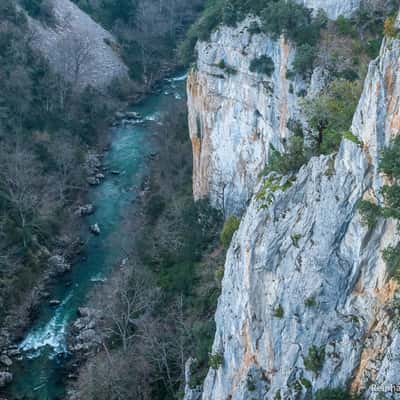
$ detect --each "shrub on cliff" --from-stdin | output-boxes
[220,215,240,248]
[292,43,317,75]
[263,136,307,176]
[315,388,359,400]
[249,55,274,76]
[303,79,362,154]
[384,15,399,38]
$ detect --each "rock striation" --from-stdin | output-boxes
[187,19,309,215]
[187,1,363,215]
[198,27,400,400]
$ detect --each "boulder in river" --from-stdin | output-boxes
[90,223,101,235]
[87,176,101,186]
[0,371,12,387]
[0,354,12,367]
[75,204,95,217]
[48,255,71,274]
[70,308,102,353]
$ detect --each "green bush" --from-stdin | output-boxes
[343,131,362,145]
[303,79,362,155]
[264,136,307,176]
[273,304,284,318]
[379,136,400,178]
[384,16,399,38]
[249,55,275,76]
[382,245,400,282]
[293,44,317,75]
[208,352,223,369]
[304,296,317,307]
[315,388,358,400]
[336,15,357,36]
[261,1,319,46]
[304,345,325,374]
[220,216,240,248]
[291,233,302,248]
[217,59,237,75]
[357,200,382,228]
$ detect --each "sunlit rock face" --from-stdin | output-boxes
[187,19,309,215]
[199,32,400,400]
[299,0,361,19]
[187,1,361,215]
[29,0,128,88]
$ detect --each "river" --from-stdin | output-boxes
[5,74,187,400]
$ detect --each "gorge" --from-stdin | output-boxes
[1,1,400,400]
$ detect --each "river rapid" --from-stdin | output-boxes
[5,74,187,400]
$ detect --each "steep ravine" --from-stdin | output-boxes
[187,9,400,400]
[4,76,187,400]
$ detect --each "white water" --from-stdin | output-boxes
[18,292,73,359]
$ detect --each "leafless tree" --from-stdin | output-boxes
[54,31,93,89]
[47,134,84,202]
[0,142,58,248]
[94,262,156,351]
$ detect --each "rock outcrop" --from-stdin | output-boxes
[299,0,361,19]
[29,0,128,89]
[187,1,363,215]
[188,19,309,214]
[198,27,400,400]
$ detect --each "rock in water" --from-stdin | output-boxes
[87,176,100,186]
[0,371,13,387]
[75,204,95,217]
[48,255,71,274]
[0,355,12,367]
[90,223,101,235]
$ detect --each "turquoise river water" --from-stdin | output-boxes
[4,74,186,400]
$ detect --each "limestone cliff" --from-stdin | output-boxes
[195,23,400,400]
[29,0,128,89]
[298,0,361,19]
[187,0,362,215]
[188,19,309,215]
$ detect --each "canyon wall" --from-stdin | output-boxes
[187,3,400,400]
[187,20,310,214]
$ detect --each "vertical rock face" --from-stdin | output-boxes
[187,1,361,215]
[200,32,400,400]
[299,0,361,19]
[188,20,308,214]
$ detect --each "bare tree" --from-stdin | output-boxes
[94,262,156,351]
[54,31,93,89]
[0,142,58,248]
[47,134,84,202]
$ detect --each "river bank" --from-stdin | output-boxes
[1,73,187,400]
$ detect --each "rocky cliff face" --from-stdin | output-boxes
[29,0,128,89]
[197,27,400,400]
[299,0,361,19]
[187,1,360,215]
[187,19,309,215]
